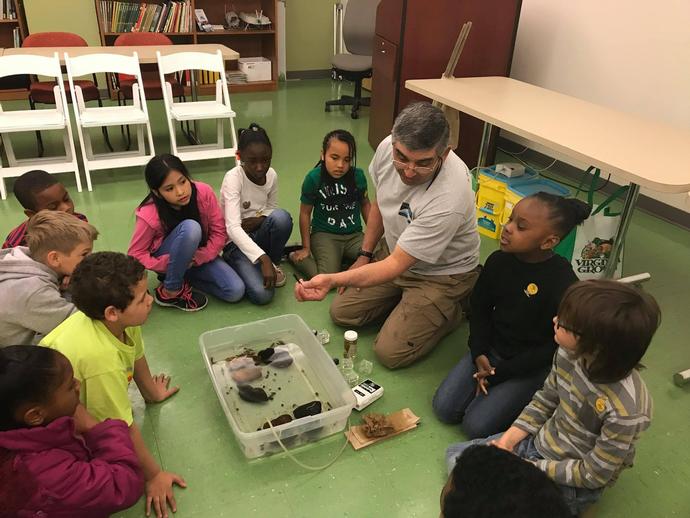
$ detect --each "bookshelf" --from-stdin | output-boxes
[94,0,279,96]
[0,0,29,100]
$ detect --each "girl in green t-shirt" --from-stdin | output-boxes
[289,129,371,279]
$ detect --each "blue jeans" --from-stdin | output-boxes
[153,219,244,302]
[446,434,603,516]
[432,350,550,438]
[222,209,293,305]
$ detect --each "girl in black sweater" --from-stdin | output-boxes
[432,192,590,438]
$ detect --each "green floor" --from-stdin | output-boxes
[1,79,690,517]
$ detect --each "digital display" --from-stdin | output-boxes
[360,379,380,393]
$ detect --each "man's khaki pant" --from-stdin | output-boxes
[329,244,480,369]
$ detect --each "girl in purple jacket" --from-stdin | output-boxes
[128,154,245,312]
[0,346,143,517]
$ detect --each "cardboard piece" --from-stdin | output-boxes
[345,408,420,450]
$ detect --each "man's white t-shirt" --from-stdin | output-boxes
[369,135,480,276]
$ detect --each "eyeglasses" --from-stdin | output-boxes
[392,156,440,175]
[555,318,580,335]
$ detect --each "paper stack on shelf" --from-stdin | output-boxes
[226,70,248,85]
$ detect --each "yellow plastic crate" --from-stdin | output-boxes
[476,183,505,216]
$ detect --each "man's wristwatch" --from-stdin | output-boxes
[357,249,374,260]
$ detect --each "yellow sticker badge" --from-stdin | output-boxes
[524,283,539,297]
[595,397,607,413]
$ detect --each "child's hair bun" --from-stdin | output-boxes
[237,122,272,151]
[562,198,591,226]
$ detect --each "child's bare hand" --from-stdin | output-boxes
[145,470,187,518]
[145,374,179,403]
[290,248,311,263]
[72,404,99,434]
[473,355,495,395]
[60,275,71,291]
[490,426,528,453]
[475,377,490,396]
[474,355,495,376]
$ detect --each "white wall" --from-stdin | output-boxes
[508,0,690,213]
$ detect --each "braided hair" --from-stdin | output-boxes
[528,192,591,237]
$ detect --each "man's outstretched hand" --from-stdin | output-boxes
[294,274,335,302]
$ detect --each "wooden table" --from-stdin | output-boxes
[406,76,690,277]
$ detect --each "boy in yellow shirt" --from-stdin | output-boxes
[41,252,184,518]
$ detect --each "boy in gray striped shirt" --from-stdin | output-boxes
[445,280,661,516]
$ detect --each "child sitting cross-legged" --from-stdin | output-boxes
[0,346,143,517]
[220,123,294,304]
[40,252,185,518]
[445,280,661,516]
[0,210,98,346]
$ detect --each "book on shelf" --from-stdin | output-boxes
[12,26,20,47]
[99,1,192,34]
[198,70,221,85]
[2,0,17,20]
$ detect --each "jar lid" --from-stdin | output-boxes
[344,330,358,341]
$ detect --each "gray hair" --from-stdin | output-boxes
[391,102,450,155]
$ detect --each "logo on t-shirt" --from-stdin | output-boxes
[318,183,359,230]
[524,283,539,298]
[398,202,413,224]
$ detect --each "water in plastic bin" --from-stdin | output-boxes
[210,342,334,434]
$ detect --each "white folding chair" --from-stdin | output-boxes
[0,52,80,200]
[65,52,155,191]
[156,50,237,162]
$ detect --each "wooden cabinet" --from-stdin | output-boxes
[368,0,522,168]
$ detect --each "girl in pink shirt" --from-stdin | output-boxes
[128,154,244,311]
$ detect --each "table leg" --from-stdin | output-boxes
[604,182,640,278]
[476,121,493,168]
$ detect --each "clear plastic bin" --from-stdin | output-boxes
[199,314,355,459]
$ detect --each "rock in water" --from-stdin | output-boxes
[238,385,269,403]
[262,414,293,429]
[293,400,322,419]
[231,365,262,384]
[228,357,254,371]
[268,346,293,368]
[257,347,275,364]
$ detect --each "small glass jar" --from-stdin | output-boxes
[344,330,358,359]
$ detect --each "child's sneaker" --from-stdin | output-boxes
[274,264,286,288]
[154,282,208,311]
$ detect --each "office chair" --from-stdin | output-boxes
[325,0,380,119]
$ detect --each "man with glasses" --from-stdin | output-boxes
[295,102,480,369]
